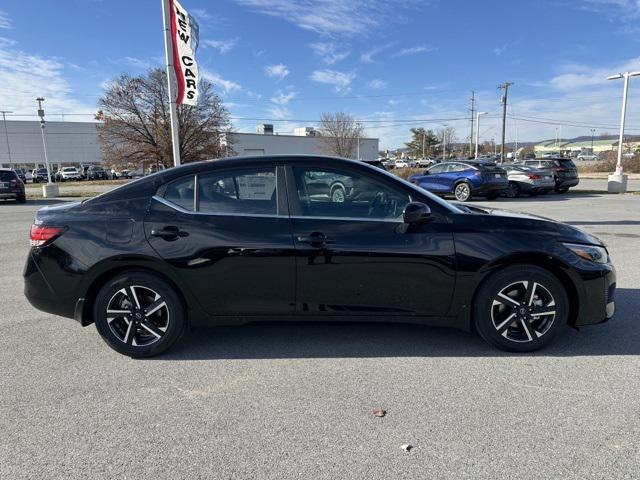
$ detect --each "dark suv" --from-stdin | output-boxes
[0,168,26,203]
[522,158,579,193]
[86,166,108,180]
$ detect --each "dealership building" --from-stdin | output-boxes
[0,121,379,169]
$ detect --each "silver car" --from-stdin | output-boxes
[503,164,555,198]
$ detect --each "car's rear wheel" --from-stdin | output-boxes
[454,182,472,202]
[505,182,520,198]
[473,265,568,352]
[555,186,569,194]
[331,185,346,203]
[94,271,185,357]
[17,194,26,204]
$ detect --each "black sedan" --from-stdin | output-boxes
[24,156,616,357]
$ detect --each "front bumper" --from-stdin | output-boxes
[574,263,616,326]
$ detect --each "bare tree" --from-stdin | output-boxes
[318,112,365,158]
[96,68,231,168]
[437,126,457,158]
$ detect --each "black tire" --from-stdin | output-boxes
[454,181,472,202]
[93,271,186,358]
[504,182,520,198]
[330,185,346,203]
[473,265,568,352]
[555,186,569,194]
[17,194,26,204]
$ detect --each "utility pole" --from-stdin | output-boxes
[356,122,362,160]
[442,124,448,162]
[590,128,596,153]
[469,91,475,158]
[1,110,13,168]
[498,82,513,163]
[421,130,425,159]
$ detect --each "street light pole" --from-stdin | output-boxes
[442,124,448,162]
[1,110,12,168]
[606,71,640,192]
[356,122,362,160]
[474,112,487,159]
[422,130,425,159]
[36,98,58,197]
[590,128,596,153]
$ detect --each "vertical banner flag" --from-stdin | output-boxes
[170,0,200,106]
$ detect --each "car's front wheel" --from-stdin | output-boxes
[454,182,472,202]
[505,182,520,198]
[473,265,568,352]
[94,271,185,357]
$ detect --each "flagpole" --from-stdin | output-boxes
[161,0,182,167]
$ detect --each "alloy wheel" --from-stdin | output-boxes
[490,280,556,342]
[454,183,471,201]
[106,285,170,347]
[331,188,346,203]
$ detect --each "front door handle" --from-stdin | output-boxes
[297,232,331,247]
[151,225,189,241]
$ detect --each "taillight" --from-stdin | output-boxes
[528,174,541,180]
[30,225,65,247]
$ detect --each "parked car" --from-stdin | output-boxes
[382,160,396,170]
[86,165,109,180]
[23,156,616,357]
[416,158,436,168]
[409,161,508,201]
[394,159,408,168]
[0,168,26,203]
[576,153,598,161]
[502,164,555,198]
[118,169,133,179]
[521,157,579,193]
[58,167,81,182]
[31,168,50,183]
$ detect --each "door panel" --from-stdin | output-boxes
[287,163,456,317]
[293,218,456,316]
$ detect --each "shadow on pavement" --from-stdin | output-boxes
[156,288,640,361]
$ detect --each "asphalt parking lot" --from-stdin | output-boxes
[1,193,639,479]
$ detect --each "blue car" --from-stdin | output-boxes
[408,161,509,202]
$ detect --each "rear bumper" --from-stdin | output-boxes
[556,178,580,189]
[23,248,81,322]
[0,192,21,199]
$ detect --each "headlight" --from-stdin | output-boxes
[563,243,608,264]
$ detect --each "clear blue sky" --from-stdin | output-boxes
[1,0,640,148]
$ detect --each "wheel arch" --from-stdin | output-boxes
[79,259,191,328]
[470,252,582,329]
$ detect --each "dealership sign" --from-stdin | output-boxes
[170,0,199,106]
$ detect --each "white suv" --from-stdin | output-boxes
[59,167,81,181]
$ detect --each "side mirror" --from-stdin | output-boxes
[403,202,431,225]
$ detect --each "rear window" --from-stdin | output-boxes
[199,168,277,215]
[0,171,17,181]
[555,159,576,168]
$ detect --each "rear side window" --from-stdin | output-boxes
[0,171,17,181]
[198,168,277,215]
[164,176,195,211]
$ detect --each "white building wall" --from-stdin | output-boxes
[228,132,379,161]
[0,120,102,168]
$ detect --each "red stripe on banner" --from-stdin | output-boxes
[169,0,185,105]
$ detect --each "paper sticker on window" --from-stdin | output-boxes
[236,174,276,200]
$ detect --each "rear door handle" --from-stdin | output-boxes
[151,225,189,241]
[297,232,332,247]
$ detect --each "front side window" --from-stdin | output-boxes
[198,168,277,215]
[293,166,409,220]
[428,164,447,174]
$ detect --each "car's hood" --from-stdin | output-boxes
[452,203,604,246]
